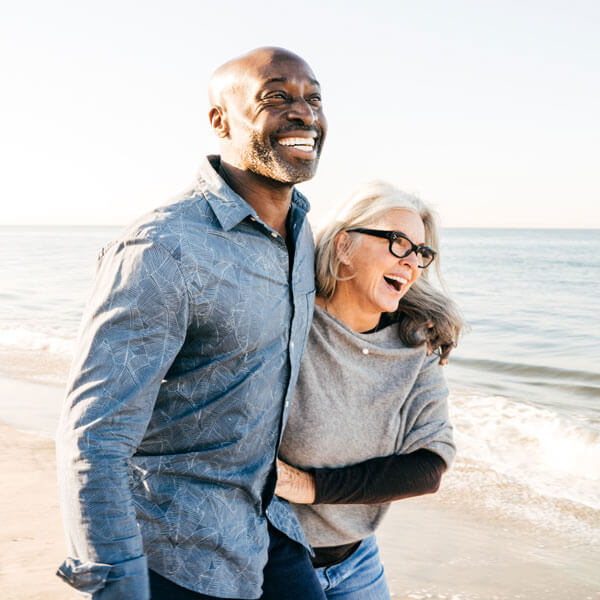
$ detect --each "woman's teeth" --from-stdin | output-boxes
[384,275,408,291]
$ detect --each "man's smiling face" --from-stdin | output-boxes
[221,51,327,184]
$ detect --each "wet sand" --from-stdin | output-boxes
[379,490,600,599]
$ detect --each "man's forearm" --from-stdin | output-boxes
[56,443,150,599]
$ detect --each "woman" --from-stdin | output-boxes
[275,181,464,598]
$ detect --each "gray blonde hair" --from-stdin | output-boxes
[315,181,465,358]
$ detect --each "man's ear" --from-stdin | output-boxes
[334,231,353,266]
[209,106,229,138]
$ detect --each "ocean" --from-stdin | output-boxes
[1,225,599,570]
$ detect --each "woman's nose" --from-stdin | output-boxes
[401,250,419,269]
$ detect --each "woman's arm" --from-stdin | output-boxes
[275,449,446,505]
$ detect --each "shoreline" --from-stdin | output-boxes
[1,378,599,599]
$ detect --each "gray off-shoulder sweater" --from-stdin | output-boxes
[279,305,456,547]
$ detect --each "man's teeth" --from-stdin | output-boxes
[278,137,315,151]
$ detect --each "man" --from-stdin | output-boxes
[56,47,327,599]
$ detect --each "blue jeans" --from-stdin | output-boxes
[315,536,391,600]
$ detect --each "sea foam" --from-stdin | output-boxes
[450,389,600,510]
[0,326,75,356]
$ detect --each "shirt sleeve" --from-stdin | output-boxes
[313,448,446,504]
[55,237,190,600]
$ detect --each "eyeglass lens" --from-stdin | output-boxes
[391,238,434,267]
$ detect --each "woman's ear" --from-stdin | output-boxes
[334,231,353,266]
[208,105,229,138]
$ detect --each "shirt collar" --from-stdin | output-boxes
[197,155,311,231]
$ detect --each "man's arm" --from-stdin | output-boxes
[56,238,189,600]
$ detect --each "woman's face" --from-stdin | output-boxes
[339,209,425,319]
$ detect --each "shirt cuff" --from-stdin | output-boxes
[56,554,149,599]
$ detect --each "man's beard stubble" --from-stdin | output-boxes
[244,133,319,185]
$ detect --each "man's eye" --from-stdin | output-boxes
[308,95,322,104]
[266,92,287,100]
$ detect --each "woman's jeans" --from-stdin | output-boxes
[315,535,391,600]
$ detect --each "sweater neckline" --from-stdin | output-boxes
[313,304,396,341]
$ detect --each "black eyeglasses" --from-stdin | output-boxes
[347,228,437,268]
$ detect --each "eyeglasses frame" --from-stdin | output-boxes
[346,228,437,268]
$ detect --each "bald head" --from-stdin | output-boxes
[208,47,314,108]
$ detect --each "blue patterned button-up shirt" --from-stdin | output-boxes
[56,156,316,599]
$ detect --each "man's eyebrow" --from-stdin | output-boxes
[263,77,321,87]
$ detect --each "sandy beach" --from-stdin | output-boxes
[0,419,79,600]
[0,377,598,600]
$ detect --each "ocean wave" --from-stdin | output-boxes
[449,389,600,511]
[452,356,600,386]
[0,326,75,356]
[521,378,600,400]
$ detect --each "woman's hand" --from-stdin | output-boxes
[425,320,452,366]
[274,458,316,504]
[426,342,452,366]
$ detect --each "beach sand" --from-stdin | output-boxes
[379,490,600,599]
[0,419,79,600]
[0,377,598,600]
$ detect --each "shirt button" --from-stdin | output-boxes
[290,342,295,349]
[271,232,278,238]
[285,401,290,407]
[250,216,256,221]
[362,348,369,355]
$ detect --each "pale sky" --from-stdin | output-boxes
[2,0,599,228]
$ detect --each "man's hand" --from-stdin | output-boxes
[274,459,316,504]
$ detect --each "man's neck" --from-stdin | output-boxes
[218,160,293,238]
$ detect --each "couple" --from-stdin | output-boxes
[56,47,463,600]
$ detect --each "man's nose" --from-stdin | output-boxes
[286,98,316,125]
